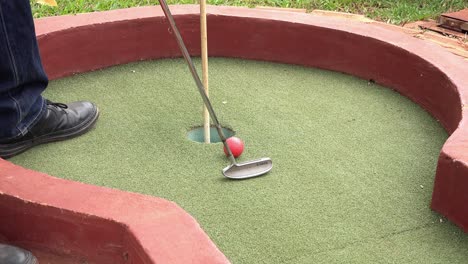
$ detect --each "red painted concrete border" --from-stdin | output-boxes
[0,161,229,263]
[0,5,467,263]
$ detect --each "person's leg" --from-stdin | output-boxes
[0,0,99,159]
[0,0,47,140]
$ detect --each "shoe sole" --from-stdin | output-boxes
[0,106,100,159]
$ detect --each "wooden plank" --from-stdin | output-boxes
[439,16,468,32]
[419,20,468,38]
[439,8,468,32]
[442,8,468,21]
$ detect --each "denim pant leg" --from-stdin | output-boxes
[0,0,47,140]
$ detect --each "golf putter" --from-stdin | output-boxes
[157,1,272,179]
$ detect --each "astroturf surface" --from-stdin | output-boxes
[12,58,468,263]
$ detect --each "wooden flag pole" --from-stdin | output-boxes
[200,0,210,143]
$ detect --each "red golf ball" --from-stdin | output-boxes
[224,137,244,158]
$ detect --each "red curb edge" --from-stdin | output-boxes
[0,160,229,263]
[1,5,467,263]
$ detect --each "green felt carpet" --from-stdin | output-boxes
[11,58,468,263]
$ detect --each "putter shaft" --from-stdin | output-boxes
[157,2,273,178]
[157,0,236,164]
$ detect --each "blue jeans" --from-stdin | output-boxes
[0,0,47,140]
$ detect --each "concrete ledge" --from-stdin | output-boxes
[255,6,307,13]
[0,5,467,263]
[0,160,229,263]
[310,9,374,22]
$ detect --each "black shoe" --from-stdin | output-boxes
[0,244,38,264]
[0,100,99,159]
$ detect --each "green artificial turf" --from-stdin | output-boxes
[11,58,468,263]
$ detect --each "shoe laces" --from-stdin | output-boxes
[46,100,68,109]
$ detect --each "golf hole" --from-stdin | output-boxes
[187,126,235,143]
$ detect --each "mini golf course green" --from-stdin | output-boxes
[11,58,468,263]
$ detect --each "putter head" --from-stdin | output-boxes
[222,158,273,179]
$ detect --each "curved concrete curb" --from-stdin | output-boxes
[0,5,467,263]
[0,161,229,263]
